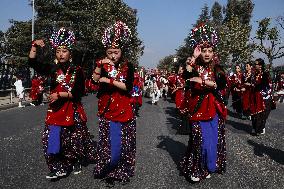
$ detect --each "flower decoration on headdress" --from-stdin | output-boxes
[188,23,218,48]
[102,20,132,49]
[49,27,76,50]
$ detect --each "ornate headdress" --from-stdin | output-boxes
[102,20,132,49]
[49,27,76,50]
[188,23,218,48]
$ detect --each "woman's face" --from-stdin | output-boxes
[178,66,184,74]
[255,60,262,71]
[106,48,122,64]
[200,47,214,63]
[235,65,241,73]
[245,64,251,71]
[56,48,71,63]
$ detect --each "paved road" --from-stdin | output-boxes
[0,95,283,189]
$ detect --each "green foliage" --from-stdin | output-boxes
[157,55,177,72]
[254,17,284,67]
[4,20,32,66]
[211,2,223,26]
[3,0,143,76]
[218,16,253,66]
[194,4,211,27]
[224,0,254,25]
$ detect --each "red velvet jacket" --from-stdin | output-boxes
[28,58,86,127]
[185,64,227,121]
[96,60,134,122]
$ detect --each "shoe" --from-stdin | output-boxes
[46,172,58,179]
[73,163,82,175]
[30,103,35,106]
[40,103,44,106]
[190,176,200,182]
[18,105,25,108]
[251,129,256,134]
[260,128,265,135]
[46,171,66,179]
[206,174,211,179]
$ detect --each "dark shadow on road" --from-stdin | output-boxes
[157,135,187,170]
[226,119,251,134]
[247,139,284,165]
[164,106,181,134]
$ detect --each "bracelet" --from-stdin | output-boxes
[109,78,114,85]
[202,79,205,86]
[31,40,37,47]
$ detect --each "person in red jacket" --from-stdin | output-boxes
[28,27,95,179]
[92,21,135,184]
[249,58,272,135]
[180,23,227,182]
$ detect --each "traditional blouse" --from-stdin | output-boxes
[96,60,134,122]
[184,64,227,121]
[28,57,86,126]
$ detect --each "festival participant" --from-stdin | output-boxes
[250,58,272,135]
[159,73,169,100]
[242,62,253,119]
[168,70,177,101]
[92,21,136,184]
[131,68,143,117]
[231,64,245,117]
[149,74,161,105]
[28,27,95,179]
[14,76,25,108]
[30,74,45,106]
[275,72,284,103]
[180,23,227,182]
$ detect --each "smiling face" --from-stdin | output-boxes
[106,48,122,64]
[200,47,214,63]
[55,47,71,63]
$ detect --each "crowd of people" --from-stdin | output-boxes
[20,20,282,186]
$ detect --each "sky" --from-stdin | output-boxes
[0,0,284,68]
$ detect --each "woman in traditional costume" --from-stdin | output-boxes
[92,21,136,183]
[180,23,227,182]
[28,27,95,179]
[250,58,272,135]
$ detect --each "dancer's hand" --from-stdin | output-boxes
[32,39,45,48]
[190,77,202,84]
[99,77,110,83]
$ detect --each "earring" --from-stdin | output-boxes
[54,59,58,64]
[69,58,72,62]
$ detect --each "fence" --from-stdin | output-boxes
[0,86,50,105]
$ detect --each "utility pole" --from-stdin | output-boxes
[32,0,35,41]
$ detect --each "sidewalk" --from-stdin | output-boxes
[0,95,32,111]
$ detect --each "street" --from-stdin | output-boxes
[0,94,283,189]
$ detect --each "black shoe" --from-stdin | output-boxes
[46,172,58,179]
[73,163,82,175]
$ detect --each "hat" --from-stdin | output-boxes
[49,27,76,50]
[188,23,218,48]
[102,20,131,49]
